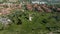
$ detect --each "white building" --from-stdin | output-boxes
[32,1,47,4]
[7,0,18,2]
[32,1,40,4]
[40,2,47,4]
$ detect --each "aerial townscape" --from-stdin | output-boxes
[0,0,60,34]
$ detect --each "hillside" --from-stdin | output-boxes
[0,0,60,34]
